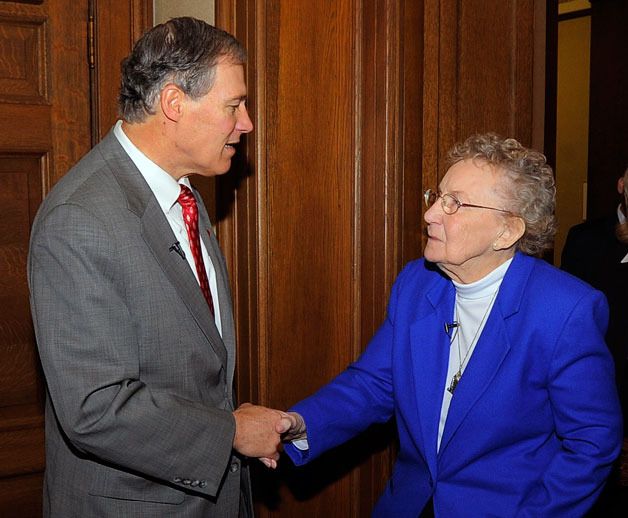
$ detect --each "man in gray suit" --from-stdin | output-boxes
[28,17,285,517]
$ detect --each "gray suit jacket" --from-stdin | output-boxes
[28,130,252,517]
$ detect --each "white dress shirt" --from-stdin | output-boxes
[617,205,628,263]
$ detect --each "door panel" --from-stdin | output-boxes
[0,0,151,514]
[0,1,90,513]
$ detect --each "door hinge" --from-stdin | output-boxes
[88,15,95,69]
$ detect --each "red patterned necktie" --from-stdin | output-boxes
[177,185,215,316]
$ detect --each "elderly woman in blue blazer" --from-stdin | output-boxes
[281,134,623,517]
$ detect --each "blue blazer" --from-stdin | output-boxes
[285,253,622,517]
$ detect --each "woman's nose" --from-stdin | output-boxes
[424,200,442,224]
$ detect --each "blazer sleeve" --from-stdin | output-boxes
[29,203,235,498]
[516,289,623,517]
[284,265,413,465]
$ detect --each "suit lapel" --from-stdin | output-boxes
[409,278,455,476]
[100,132,228,368]
[140,199,228,367]
[197,198,237,391]
[602,215,628,263]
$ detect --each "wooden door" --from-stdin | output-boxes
[0,0,150,514]
[0,1,90,514]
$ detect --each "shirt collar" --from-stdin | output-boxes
[452,257,513,300]
[113,120,191,213]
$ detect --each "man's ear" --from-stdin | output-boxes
[618,176,625,196]
[160,84,185,122]
[493,216,526,251]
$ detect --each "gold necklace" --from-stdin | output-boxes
[447,289,499,394]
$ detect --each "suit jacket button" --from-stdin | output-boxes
[230,462,239,473]
[173,477,182,483]
[183,479,192,485]
[190,480,200,487]
[199,480,207,488]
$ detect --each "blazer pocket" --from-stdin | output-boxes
[88,469,185,504]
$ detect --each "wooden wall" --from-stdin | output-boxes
[215,0,541,516]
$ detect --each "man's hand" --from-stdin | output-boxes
[258,411,308,468]
[277,411,307,442]
[232,403,286,467]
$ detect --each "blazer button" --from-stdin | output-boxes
[199,480,207,488]
[173,477,182,483]
[190,480,200,487]
[183,479,192,485]
[230,462,240,473]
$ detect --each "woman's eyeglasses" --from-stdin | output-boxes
[423,189,515,216]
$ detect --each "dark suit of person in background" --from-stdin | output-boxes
[561,167,628,428]
[28,18,286,517]
[561,168,628,516]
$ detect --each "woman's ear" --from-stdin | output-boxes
[493,216,526,251]
[160,84,185,122]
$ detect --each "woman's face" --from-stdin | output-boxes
[424,159,515,283]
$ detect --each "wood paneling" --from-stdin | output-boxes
[0,156,43,410]
[424,0,537,180]
[0,0,150,514]
[217,0,422,515]
[90,0,153,143]
[217,0,538,516]
[0,104,51,152]
[0,473,43,517]
[0,14,46,103]
[0,0,91,512]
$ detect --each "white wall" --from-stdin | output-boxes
[154,0,214,25]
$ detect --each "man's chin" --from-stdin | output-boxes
[195,162,232,177]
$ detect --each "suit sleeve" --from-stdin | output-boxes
[560,225,586,277]
[28,203,234,497]
[516,290,623,517]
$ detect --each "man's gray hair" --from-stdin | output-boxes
[119,17,246,123]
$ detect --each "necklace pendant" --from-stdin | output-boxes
[448,371,461,394]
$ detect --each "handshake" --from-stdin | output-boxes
[232,403,307,469]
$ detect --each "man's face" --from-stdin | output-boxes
[173,61,253,177]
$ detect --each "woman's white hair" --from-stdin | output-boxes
[447,133,556,256]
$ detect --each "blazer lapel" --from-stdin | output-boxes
[409,278,455,475]
[438,253,531,454]
[101,132,228,368]
[438,311,511,452]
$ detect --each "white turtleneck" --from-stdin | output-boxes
[437,257,513,451]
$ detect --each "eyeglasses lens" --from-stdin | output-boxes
[441,194,459,214]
